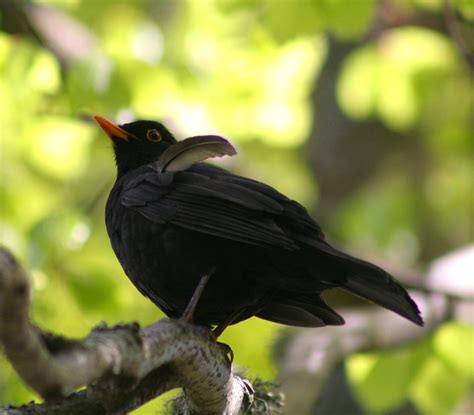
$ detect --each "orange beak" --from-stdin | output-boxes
[94,115,129,141]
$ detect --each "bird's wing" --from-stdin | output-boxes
[119,164,328,250]
[189,165,328,246]
[156,135,236,172]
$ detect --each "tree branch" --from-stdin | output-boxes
[0,247,252,414]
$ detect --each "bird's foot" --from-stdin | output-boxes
[217,341,234,364]
[211,322,228,339]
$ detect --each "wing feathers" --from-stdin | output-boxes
[120,163,322,250]
[174,182,283,213]
[166,193,297,249]
[157,135,236,173]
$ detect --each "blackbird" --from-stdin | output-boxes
[95,115,422,335]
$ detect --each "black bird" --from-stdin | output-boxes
[95,115,422,335]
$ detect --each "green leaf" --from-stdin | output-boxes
[338,27,456,131]
[66,57,131,113]
[0,355,36,405]
[29,210,90,262]
[262,0,324,42]
[347,345,429,412]
[433,322,474,379]
[319,0,375,39]
[410,354,471,414]
[261,0,375,42]
[337,45,378,120]
[0,32,13,68]
[68,269,119,313]
[27,50,61,94]
[456,0,474,20]
[24,117,94,181]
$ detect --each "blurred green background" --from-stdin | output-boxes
[0,0,472,414]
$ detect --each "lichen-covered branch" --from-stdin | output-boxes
[0,247,252,414]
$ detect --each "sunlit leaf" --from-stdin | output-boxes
[337,46,378,120]
[100,3,143,58]
[29,210,90,262]
[413,0,442,11]
[377,63,417,131]
[337,176,417,253]
[347,345,429,412]
[1,170,60,231]
[261,0,324,42]
[261,0,375,41]
[456,0,474,19]
[433,322,474,379]
[68,269,119,313]
[410,354,471,414]
[338,27,456,131]
[380,27,455,71]
[220,318,278,379]
[24,117,93,180]
[318,0,375,39]
[0,222,27,261]
[27,50,61,94]
[0,32,13,68]
[0,355,35,406]
[32,270,93,337]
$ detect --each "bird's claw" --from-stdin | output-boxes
[217,341,234,363]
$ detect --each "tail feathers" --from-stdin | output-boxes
[257,296,345,327]
[309,243,423,326]
[343,271,423,326]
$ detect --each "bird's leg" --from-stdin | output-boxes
[180,268,215,324]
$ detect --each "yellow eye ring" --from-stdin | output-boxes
[146,129,161,142]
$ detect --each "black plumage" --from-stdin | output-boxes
[95,116,423,333]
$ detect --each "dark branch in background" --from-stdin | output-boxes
[444,0,474,71]
[0,0,96,68]
[0,247,254,415]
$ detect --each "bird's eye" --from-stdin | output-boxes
[146,129,161,142]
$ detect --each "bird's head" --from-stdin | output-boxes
[95,115,237,177]
[94,116,178,176]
